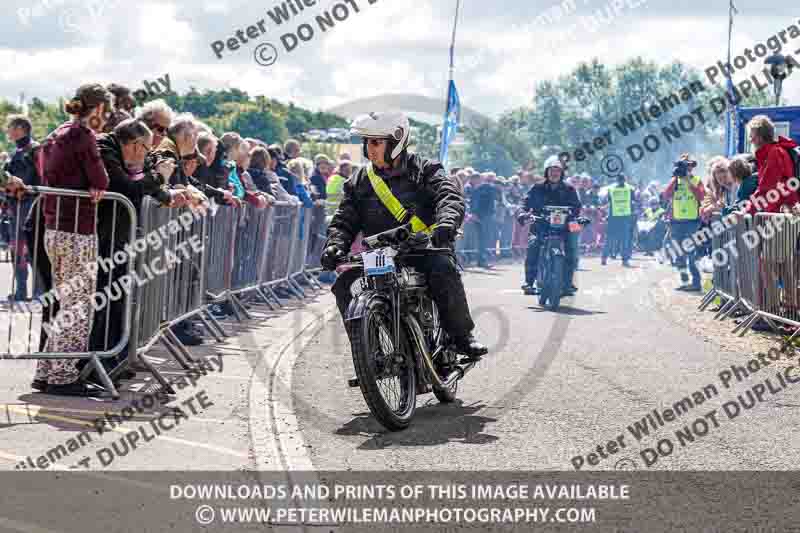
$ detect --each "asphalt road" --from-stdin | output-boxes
[292,256,800,471]
[0,253,798,474]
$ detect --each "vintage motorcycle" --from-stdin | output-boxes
[522,206,591,312]
[332,224,478,431]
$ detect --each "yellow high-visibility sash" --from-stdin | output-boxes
[366,164,435,234]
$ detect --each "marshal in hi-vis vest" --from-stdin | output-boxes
[672,175,701,221]
[366,164,436,234]
[609,184,633,217]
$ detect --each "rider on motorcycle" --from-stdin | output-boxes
[320,111,488,360]
[520,155,582,296]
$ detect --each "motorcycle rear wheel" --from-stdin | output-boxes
[350,298,417,431]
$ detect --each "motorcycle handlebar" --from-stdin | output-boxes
[361,224,412,249]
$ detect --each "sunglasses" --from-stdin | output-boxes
[150,124,168,134]
[183,153,198,161]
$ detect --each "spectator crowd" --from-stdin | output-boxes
[0,82,355,397]
[1,79,796,397]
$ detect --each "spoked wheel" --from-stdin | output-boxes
[538,256,550,308]
[349,297,416,430]
[546,254,564,312]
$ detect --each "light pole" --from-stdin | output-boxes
[765,53,788,106]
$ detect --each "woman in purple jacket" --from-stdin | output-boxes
[34,84,111,396]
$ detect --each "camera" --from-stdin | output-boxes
[673,160,689,178]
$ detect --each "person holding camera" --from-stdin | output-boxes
[662,154,705,291]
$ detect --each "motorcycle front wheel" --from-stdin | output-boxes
[546,254,564,311]
[349,297,417,431]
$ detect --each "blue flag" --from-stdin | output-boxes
[439,80,461,165]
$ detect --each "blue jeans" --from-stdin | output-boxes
[477,217,496,267]
[670,220,701,285]
[603,216,634,261]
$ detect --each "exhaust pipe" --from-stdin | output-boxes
[406,317,476,390]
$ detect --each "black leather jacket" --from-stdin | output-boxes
[325,153,464,251]
[520,180,582,233]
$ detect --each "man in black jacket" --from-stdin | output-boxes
[520,156,582,296]
[88,118,190,377]
[321,111,487,359]
[3,115,40,301]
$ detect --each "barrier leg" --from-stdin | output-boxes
[263,285,284,308]
[202,307,228,338]
[254,287,278,311]
[229,294,252,321]
[713,299,735,320]
[304,271,323,291]
[287,278,306,299]
[698,289,718,311]
[136,354,177,395]
[735,313,759,337]
[159,333,192,369]
[196,314,224,343]
[87,354,120,400]
[719,300,741,321]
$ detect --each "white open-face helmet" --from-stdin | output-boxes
[349,111,411,162]
[543,155,564,179]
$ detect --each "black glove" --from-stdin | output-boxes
[431,225,455,248]
[320,246,346,271]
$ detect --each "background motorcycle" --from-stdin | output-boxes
[521,206,591,312]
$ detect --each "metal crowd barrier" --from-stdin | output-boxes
[0,189,330,399]
[259,202,303,301]
[699,215,739,319]
[740,213,800,337]
[288,205,323,295]
[230,202,277,311]
[0,187,136,399]
[702,212,800,341]
[127,198,226,393]
[305,205,327,278]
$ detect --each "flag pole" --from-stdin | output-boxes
[725,0,737,156]
[448,0,461,81]
[440,0,461,156]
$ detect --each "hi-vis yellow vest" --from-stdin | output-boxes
[609,184,633,217]
[673,175,701,221]
[326,174,346,217]
[366,164,436,234]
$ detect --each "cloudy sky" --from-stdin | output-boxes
[1,0,799,120]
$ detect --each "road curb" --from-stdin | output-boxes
[244,297,338,471]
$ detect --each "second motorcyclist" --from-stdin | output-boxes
[520,156,582,296]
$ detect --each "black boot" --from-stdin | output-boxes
[453,334,488,361]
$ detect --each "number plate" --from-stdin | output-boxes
[362,248,396,276]
[549,212,565,226]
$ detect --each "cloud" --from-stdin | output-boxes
[0,0,799,119]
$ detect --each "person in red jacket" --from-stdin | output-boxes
[35,84,111,397]
[746,115,799,214]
